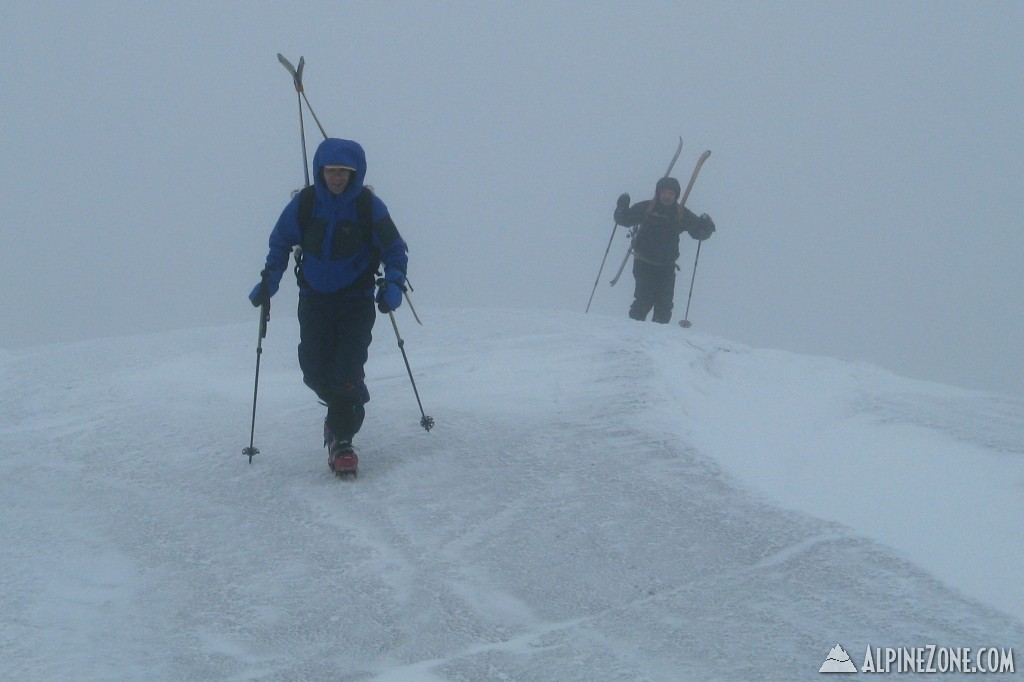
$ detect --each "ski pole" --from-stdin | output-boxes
[383,305,434,432]
[585,220,619,312]
[243,277,271,463]
[679,241,702,328]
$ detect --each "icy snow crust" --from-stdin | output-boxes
[1,309,1021,680]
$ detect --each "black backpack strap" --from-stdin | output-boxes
[355,187,381,276]
[355,186,373,227]
[297,185,317,239]
[292,185,317,283]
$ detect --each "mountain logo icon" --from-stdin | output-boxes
[820,644,858,673]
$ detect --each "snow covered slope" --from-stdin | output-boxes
[1,309,1021,680]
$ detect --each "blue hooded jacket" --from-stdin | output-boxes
[260,138,408,296]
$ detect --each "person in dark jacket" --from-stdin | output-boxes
[613,176,715,323]
[249,137,408,475]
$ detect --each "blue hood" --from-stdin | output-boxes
[312,138,367,202]
[258,135,406,298]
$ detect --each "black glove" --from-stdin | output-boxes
[616,193,630,210]
[694,213,716,241]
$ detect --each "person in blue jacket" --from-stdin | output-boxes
[249,138,408,475]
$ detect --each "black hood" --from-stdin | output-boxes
[656,176,681,197]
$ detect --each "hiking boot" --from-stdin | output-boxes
[328,439,358,477]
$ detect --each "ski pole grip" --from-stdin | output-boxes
[259,300,270,340]
[258,272,271,339]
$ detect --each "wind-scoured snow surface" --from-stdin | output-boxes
[2,309,1022,681]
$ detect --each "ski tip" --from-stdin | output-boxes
[277,53,304,90]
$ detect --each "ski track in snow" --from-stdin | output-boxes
[1,310,1021,681]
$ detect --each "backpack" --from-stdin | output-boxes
[292,185,380,291]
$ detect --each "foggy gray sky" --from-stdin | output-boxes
[2,1,1021,397]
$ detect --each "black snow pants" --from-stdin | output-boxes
[297,291,376,441]
[629,259,676,324]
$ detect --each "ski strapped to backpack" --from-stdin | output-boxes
[292,185,381,291]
